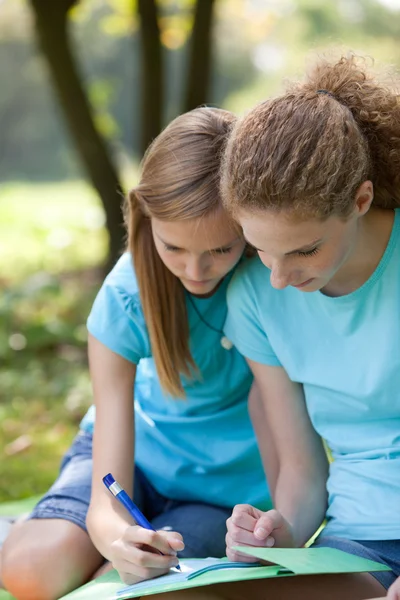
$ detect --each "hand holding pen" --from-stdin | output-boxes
[103,473,184,584]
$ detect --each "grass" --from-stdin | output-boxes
[0,180,108,282]
[0,180,107,503]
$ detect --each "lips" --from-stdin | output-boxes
[292,278,314,289]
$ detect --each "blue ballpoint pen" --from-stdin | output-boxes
[103,473,181,571]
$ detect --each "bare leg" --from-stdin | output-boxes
[0,550,4,589]
[1,518,104,600]
[91,560,113,579]
[145,572,386,600]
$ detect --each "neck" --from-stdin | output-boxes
[321,207,395,297]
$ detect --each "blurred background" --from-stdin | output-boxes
[1,0,400,504]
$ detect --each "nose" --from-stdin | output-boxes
[185,254,209,281]
[269,263,292,290]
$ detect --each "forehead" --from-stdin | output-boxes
[152,211,239,251]
[239,210,340,252]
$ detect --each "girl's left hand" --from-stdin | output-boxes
[225,504,295,562]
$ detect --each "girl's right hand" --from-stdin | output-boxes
[387,576,400,600]
[110,524,185,584]
[226,504,295,562]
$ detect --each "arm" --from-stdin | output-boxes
[247,382,279,496]
[227,361,328,559]
[86,334,183,583]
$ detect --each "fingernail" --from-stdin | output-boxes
[255,527,268,539]
[266,537,275,547]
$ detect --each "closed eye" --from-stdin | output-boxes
[298,247,319,257]
[213,247,232,255]
[164,245,181,252]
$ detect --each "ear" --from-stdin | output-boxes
[354,180,374,216]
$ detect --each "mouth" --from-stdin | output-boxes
[292,278,314,289]
[185,279,212,286]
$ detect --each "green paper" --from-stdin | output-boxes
[59,570,122,600]
[60,547,390,600]
[235,547,391,575]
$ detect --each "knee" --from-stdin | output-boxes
[2,528,82,600]
[2,540,58,600]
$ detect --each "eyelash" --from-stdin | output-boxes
[164,246,232,254]
[214,247,232,255]
[298,247,320,257]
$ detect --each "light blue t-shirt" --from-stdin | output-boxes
[224,209,400,540]
[81,252,270,510]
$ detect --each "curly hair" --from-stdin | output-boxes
[221,54,400,220]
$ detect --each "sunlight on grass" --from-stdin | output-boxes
[0,181,108,283]
[0,180,108,503]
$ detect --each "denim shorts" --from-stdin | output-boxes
[29,431,232,558]
[313,535,400,590]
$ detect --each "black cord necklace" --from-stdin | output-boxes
[187,293,233,350]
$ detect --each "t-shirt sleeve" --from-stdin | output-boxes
[224,265,281,367]
[87,276,150,364]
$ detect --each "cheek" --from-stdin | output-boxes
[156,248,181,272]
[222,248,245,271]
[258,252,270,269]
[312,248,345,276]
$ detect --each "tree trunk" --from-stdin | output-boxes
[184,0,216,112]
[137,0,163,156]
[29,0,125,270]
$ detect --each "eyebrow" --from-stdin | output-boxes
[243,235,322,255]
[157,235,241,253]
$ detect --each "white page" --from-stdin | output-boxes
[114,558,224,597]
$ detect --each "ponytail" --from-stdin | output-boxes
[223,54,400,218]
[298,55,400,209]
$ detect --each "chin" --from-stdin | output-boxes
[182,279,220,296]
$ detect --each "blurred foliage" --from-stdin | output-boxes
[1,0,400,505]
[0,181,109,281]
[1,0,400,180]
[0,182,108,502]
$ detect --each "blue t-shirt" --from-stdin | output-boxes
[81,253,270,510]
[224,209,400,540]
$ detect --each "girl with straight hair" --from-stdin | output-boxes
[1,107,272,600]
[145,54,400,600]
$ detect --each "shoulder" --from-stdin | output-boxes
[228,255,271,303]
[88,253,150,361]
[104,252,140,298]
[98,252,144,316]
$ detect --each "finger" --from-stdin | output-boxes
[117,561,172,585]
[226,546,259,563]
[226,525,269,547]
[124,526,178,555]
[387,587,400,600]
[228,509,259,534]
[254,510,283,540]
[225,532,269,560]
[157,529,185,552]
[231,504,264,520]
[118,543,180,571]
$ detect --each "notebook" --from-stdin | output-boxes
[59,547,390,599]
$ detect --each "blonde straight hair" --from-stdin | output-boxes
[125,107,236,398]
